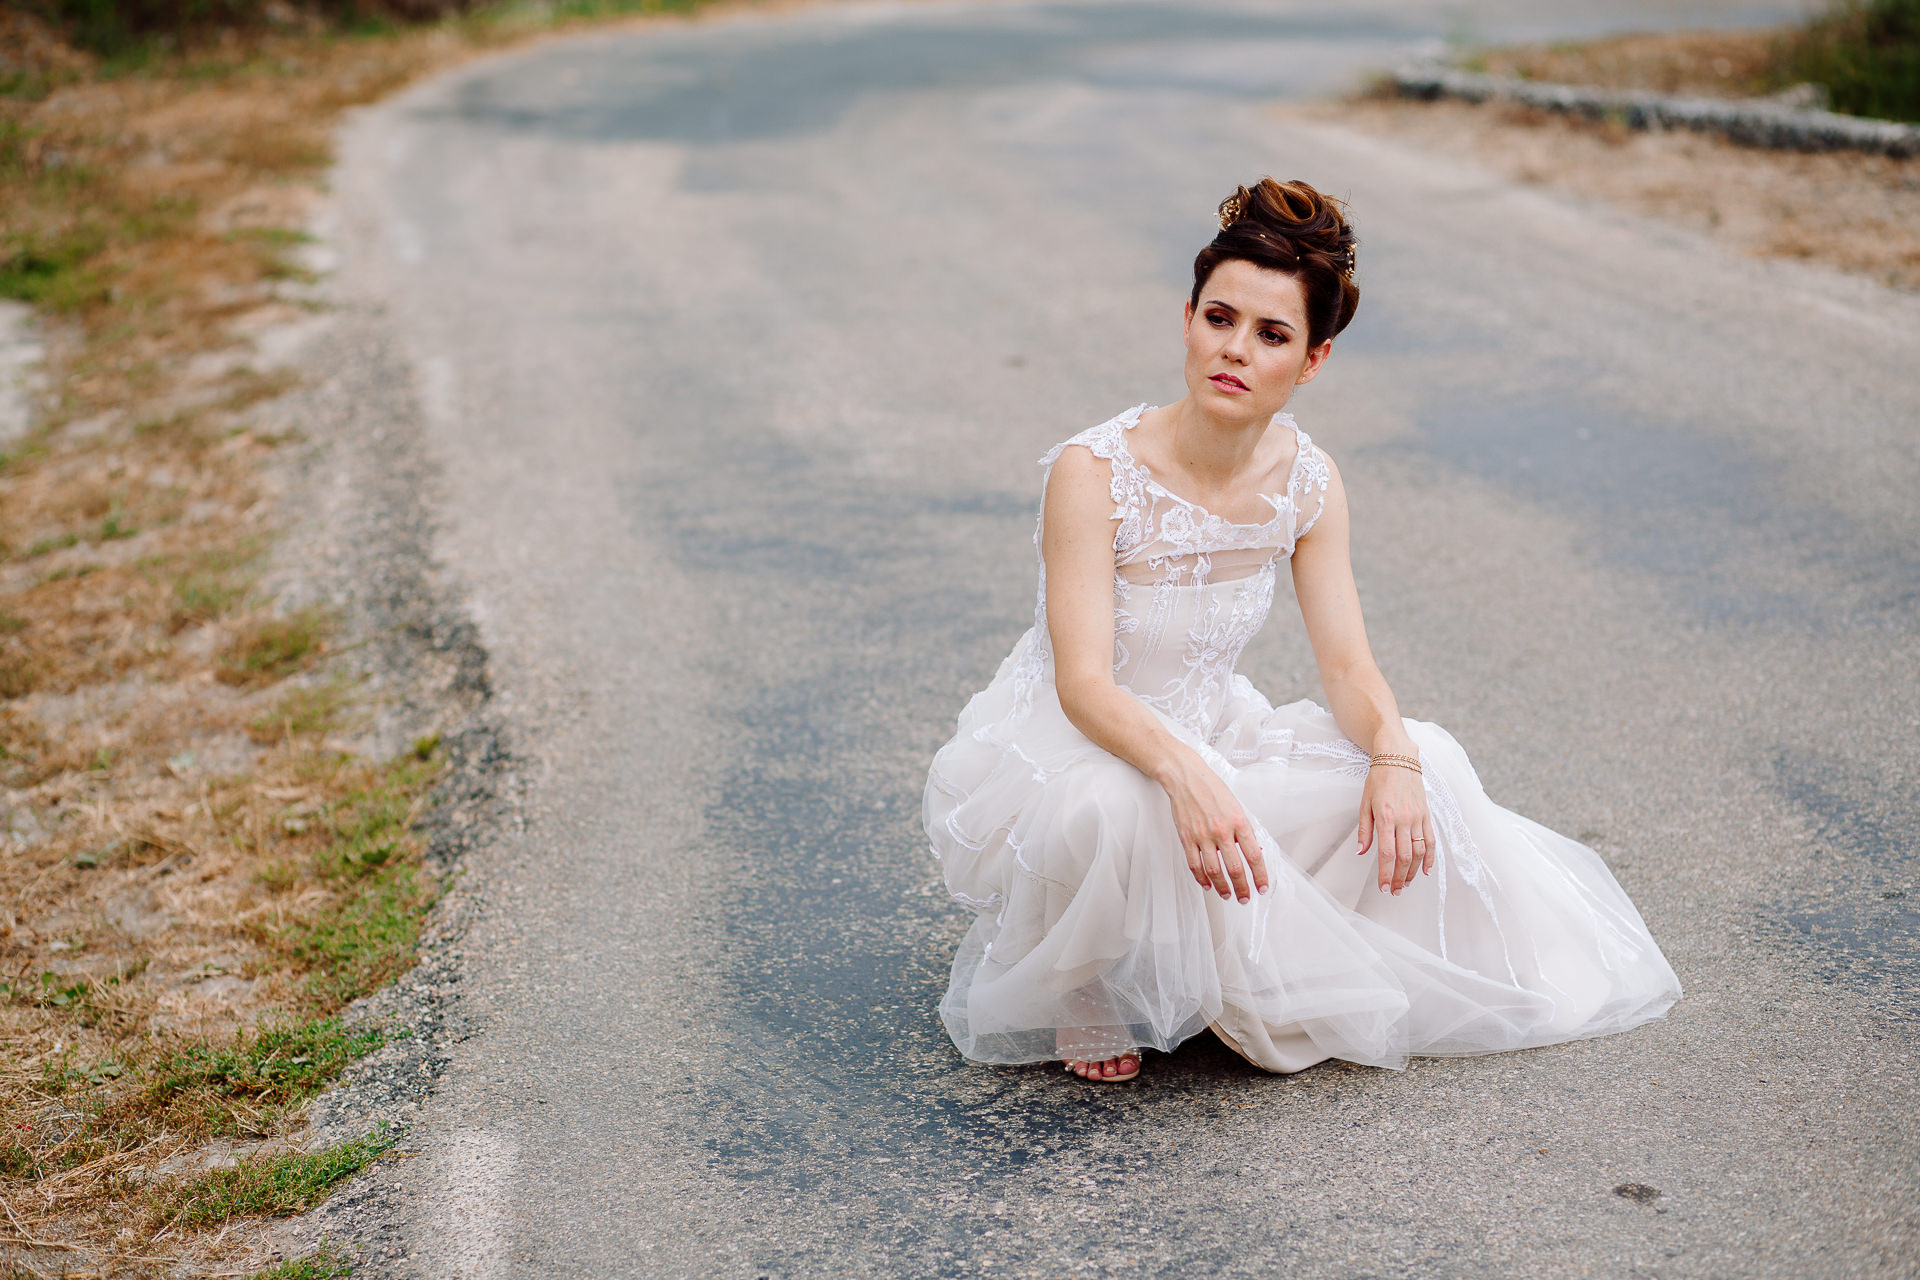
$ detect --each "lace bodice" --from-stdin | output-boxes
[1019,404,1330,739]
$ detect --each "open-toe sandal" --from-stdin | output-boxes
[1064,1052,1141,1083]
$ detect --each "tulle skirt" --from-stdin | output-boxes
[924,630,1681,1072]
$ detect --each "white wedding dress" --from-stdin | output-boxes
[924,405,1680,1072]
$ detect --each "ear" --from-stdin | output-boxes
[1183,298,1195,330]
[1295,339,1334,386]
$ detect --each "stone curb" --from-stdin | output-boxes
[1390,63,1920,159]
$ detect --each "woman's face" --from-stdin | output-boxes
[1182,258,1333,422]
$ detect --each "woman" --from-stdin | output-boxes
[924,178,1680,1083]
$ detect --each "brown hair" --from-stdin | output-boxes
[1189,178,1359,349]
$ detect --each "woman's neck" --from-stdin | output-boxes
[1163,396,1274,488]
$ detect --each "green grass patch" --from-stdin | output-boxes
[0,225,112,312]
[1779,0,1920,122]
[145,1016,386,1118]
[227,226,318,283]
[0,648,40,698]
[97,501,138,542]
[219,607,331,685]
[22,529,79,558]
[219,365,303,414]
[249,676,356,742]
[0,971,95,1011]
[249,1246,357,1280]
[170,544,260,627]
[288,857,433,1006]
[273,750,443,1006]
[149,1128,391,1230]
[1,1013,386,1182]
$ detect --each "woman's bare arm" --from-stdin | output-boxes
[1290,453,1437,893]
[1043,445,1269,902]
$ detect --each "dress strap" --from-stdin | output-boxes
[1038,407,1154,552]
[1288,427,1332,542]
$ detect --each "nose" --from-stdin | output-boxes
[1221,321,1252,363]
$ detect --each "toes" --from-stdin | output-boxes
[1063,1053,1141,1080]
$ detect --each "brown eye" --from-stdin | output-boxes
[1207,311,1231,327]
[1260,329,1286,345]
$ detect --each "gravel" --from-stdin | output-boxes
[237,274,524,1272]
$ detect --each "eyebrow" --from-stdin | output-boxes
[1203,299,1296,331]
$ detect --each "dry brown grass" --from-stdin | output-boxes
[5,3,846,1267]
[0,8,523,1277]
[1315,91,1920,292]
[1460,27,1787,98]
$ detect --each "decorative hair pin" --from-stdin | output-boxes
[1218,193,1246,230]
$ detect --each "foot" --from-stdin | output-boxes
[1063,1051,1141,1082]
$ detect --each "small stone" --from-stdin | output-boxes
[1614,1182,1661,1204]
[3,804,46,848]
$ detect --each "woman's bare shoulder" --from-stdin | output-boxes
[1044,441,1118,514]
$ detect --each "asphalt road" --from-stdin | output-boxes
[325,1,1919,1275]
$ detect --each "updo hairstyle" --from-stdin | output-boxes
[1190,178,1359,349]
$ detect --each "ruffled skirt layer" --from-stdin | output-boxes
[924,631,1681,1072]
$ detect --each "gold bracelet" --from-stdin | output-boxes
[1369,752,1422,774]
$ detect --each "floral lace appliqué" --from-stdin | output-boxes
[1015,405,1325,742]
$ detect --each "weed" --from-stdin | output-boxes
[0,647,38,697]
[271,754,443,1006]
[257,857,301,892]
[286,859,434,1006]
[145,1017,386,1118]
[97,503,138,541]
[22,529,79,557]
[220,608,331,685]
[0,224,111,311]
[251,1246,357,1279]
[229,226,319,283]
[1779,0,1920,122]
[250,677,355,742]
[172,544,260,627]
[148,1127,392,1230]
[220,366,303,413]
[0,971,92,1009]
[52,1057,126,1088]
[0,0,700,1266]
[72,842,112,867]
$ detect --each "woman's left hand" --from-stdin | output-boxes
[1357,761,1436,895]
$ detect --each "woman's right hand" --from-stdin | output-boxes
[1042,445,1267,907]
[1157,749,1269,904]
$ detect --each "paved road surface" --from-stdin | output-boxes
[326,1,1919,1275]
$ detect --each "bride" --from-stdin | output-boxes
[923,178,1680,1083]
